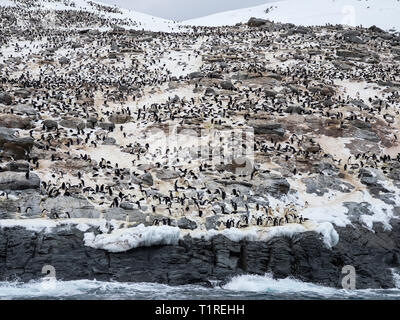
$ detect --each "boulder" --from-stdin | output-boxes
[178,217,197,230]
[139,172,153,186]
[155,169,180,180]
[205,88,216,96]
[60,117,85,130]
[302,176,354,196]
[13,105,38,116]
[285,105,304,114]
[369,25,384,33]
[102,137,116,145]
[188,72,205,79]
[255,174,290,198]
[0,115,31,129]
[1,161,30,172]
[0,171,40,190]
[336,50,366,59]
[14,89,31,99]
[86,118,97,129]
[0,92,12,105]
[108,114,132,124]
[59,56,70,65]
[220,81,235,90]
[248,17,268,28]
[250,122,285,137]
[43,119,58,130]
[0,128,34,160]
[98,122,115,131]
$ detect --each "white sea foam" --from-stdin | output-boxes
[223,274,339,295]
[221,273,400,299]
[1,277,400,300]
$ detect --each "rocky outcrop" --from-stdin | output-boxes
[108,114,132,124]
[247,17,268,28]
[42,119,58,130]
[255,173,290,198]
[0,115,32,129]
[302,176,354,196]
[250,122,285,137]
[0,127,34,160]
[0,92,12,105]
[59,117,85,130]
[0,221,398,289]
[0,172,40,190]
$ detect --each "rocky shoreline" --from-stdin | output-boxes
[1,220,399,289]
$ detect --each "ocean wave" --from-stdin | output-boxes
[222,274,400,300]
[1,276,400,300]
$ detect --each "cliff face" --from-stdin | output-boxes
[1,222,399,289]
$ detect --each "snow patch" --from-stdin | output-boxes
[314,222,339,249]
[83,224,180,253]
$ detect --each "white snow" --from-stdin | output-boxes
[314,222,339,249]
[183,0,400,31]
[302,205,351,228]
[0,219,58,233]
[0,0,15,7]
[83,224,181,252]
[0,218,114,233]
[192,227,259,242]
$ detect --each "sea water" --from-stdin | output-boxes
[1,274,400,300]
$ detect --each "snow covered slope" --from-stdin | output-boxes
[183,0,400,31]
[0,0,181,32]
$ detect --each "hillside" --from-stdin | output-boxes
[183,0,400,31]
[1,0,400,289]
[0,0,182,32]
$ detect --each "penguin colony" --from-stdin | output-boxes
[0,0,400,234]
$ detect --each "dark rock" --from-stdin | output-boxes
[302,176,354,196]
[0,92,12,105]
[14,89,31,99]
[255,173,290,198]
[86,118,97,129]
[0,128,34,160]
[369,25,384,33]
[1,161,30,172]
[0,172,40,190]
[178,217,197,230]
[285,105,304,114]
[139,172,153,187]
[247,17,268,28]
[13,105,37,116]
[98,122,115,131]
[59,56,70,65]
[43,119,58,130]
[155,169,180,180]
[250,122,285,137]
[59,117,85,130]
[336,50,366,59]
[205,87,216,96]
[188,72,205,79]
[109,114,132,124]
[102,137,116,145]
[0,222,397,289]
[220,81,235,90]
[359,168,392,196]
[0,115,31,129]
